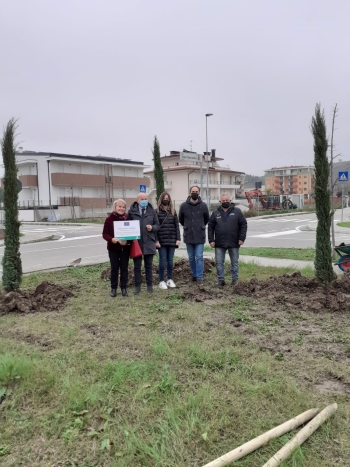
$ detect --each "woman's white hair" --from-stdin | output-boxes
[112,199,127,211]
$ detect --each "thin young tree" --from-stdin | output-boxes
[1,118,22,291]
[152,135,164,200]
[311,104,334,284]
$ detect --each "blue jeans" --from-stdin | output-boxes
[186,244,204,280]
[158,246,176,281]
[215,247,239,282]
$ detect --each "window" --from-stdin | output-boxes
[304,182,307,184]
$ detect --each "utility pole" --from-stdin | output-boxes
[205,113,213,207]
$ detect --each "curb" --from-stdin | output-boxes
[21,222,88,226]
[0,234,54,247]
[248,211,315,220]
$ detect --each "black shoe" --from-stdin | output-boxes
[110,288,117,297]
[191,276,197,282]
[217,280,226,287]
[121,288,128,297]
[147,285,153,293]
[232,280,238,286]
[134,285,141,295]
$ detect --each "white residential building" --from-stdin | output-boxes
[144,150,245,207]
[15,149,150,210]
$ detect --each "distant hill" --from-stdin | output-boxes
[244,174,264,187]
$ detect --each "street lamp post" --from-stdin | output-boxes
[205,113,213,207]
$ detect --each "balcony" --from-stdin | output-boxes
[19,175,38,187]
[189,180,240,189]
[52,173,105,187]
[51,173,150,188]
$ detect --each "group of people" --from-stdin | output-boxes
[102,186,247,297]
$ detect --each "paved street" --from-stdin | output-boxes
[0,209,350,276]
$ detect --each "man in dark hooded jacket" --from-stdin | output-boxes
[128,193,159,294]
[179,186,209,284]
[208,193,247,286]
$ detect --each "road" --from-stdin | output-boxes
[0,211,349,275]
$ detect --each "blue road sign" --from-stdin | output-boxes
[338,171,348,182]
[139,185,146,193]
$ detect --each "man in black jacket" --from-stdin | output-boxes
[179,186,209,284]
[128,193,159,294]
[208,194,247,286]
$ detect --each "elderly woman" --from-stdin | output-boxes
[102,199,130,297]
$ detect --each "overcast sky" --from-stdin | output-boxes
[1,0,349,176]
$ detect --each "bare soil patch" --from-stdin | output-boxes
[0,281,75,315]
[233,271,350,313]
[100,258,216,286]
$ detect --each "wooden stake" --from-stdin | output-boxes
[202,408,320,467]
[262,403,338,467]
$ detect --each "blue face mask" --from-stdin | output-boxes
[140,200,148,208]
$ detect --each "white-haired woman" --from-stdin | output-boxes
[102,199,130,297]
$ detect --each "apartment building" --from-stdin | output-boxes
[144,150,244,206]
[265,165,315,196]
[15,149,150,209]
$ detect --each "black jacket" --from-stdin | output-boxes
[156,207,181,246]
[127,202,160,255]
[179,196,209,244]
[208,205,247,248]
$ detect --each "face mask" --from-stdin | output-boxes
[140,200,148,208]
[221,202,230,208]
[191,193,199,200]
[162,200,169,206]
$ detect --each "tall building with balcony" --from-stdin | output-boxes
[15,149,150,209]
[265,165,315,196]
[144,150,245,206]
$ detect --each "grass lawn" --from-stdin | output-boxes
[337,222,350,229]
[61,218,106,224]
[203,246,316,261]
[0,261,348,467]
[239,247,315,261]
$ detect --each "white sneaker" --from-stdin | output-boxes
[166,279,176,288]
[159,281,168,289]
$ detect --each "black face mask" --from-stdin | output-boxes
[221,202,230,208]
[162,200,169,206]
[191,193,199,200]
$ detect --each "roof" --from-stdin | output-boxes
[144,166,245,175]
[15,150,144,166]
[265,165,313,171]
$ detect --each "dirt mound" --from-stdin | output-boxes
[0,281,75,315]
[100,258,215,285]
[234,271,350,312]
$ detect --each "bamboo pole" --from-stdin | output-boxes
[262,403,338,467]
[202,408,320,467]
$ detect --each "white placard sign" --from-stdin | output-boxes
[114,220,141,240]
[179,152,202,162]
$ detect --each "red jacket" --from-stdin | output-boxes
[102,212,131,251]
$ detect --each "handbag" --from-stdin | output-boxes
[130,240,142,259]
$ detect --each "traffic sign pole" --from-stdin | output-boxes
[342,183,344,222]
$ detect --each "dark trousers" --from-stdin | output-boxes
[133,254,154,286]
[109,248,130,289]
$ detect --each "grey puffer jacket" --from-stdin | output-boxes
[127,202,160,255]
[179,196,209,244]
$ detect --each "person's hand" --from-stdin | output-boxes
[210,242,215,248]
[156,241,161,248]
[146,225,152,231]
[112,238,118,244]
[238,240,244,245]
[120,240,127,246]
[176,240,181,246]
